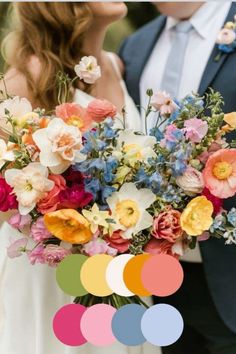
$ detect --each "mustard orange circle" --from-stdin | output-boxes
[123,254,152,296]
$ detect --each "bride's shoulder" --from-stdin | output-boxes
[0,55,41,102]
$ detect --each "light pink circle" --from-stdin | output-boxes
[53,304,87,346]
[81,304,117,346]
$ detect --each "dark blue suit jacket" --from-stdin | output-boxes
[119,3,236,333]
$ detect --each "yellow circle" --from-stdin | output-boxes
[80,254,113,296]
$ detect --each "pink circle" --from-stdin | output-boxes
[141,254,184,296]
[53,304,87,346]
[81,304,117,346]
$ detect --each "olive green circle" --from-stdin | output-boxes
[56,254,88,296]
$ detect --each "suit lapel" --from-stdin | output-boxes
[131,16,167,106]
[199,3,236,95]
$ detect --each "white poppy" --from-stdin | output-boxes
[74,56,101,84]
[0,139,15,169]
[5,162,54,215]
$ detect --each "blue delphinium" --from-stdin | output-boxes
[227,208,236,227]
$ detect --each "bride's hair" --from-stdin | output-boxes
[2,2,93,110]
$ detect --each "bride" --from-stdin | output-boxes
[0,3,157,354]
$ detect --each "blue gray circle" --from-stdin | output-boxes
[111,304,146,346]
[141,304,184,346]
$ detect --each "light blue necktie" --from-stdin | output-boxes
[160,21,193,99]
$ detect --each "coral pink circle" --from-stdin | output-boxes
[81,304,117,346]
[141,254,184,296]
[53,304,87,346]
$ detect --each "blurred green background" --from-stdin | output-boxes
[0,2,158,71]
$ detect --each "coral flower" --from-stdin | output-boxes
[180,196,214,236]
[202,149,236,198]
[44,209,92,244]
[55,103,93,132]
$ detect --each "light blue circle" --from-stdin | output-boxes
[141,304,184,346]
[111,304,146,346]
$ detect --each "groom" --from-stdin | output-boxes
[120,2,236,354]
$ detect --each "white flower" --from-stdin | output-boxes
[82,204,110,234]
[216,28,236,45]
[116,130,157,166]
[176,166,204,194]
[0,139,15,169]
[5,162,54,215]
[0,96,33,133]
[74,56,101,84]
[32,118,86,174]
[107,183,156,239]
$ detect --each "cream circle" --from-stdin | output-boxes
[106,254,134,297]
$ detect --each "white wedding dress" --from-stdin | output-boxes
[0,54,160,354]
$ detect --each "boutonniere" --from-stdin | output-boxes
[215,17,236,61]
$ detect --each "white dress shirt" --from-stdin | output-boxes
[140,1,231,262]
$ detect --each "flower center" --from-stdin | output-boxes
[115,199,140,228]
[56,133,75,148]
[213,161,233,180]
[123,144,142,159]
[67,115,84,128]
[25,180,33,191]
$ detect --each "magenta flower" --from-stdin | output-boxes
[0,177,18,212]
[59,183,93,209]
[30,217,52,242]
[28,245,45,265]
[8,213,31,230]
[63,168,84,186]
[184,118,208,143]
[43,245,71,267]
[7,238,28,258]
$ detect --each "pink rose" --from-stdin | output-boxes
[144,238,182,259]
[28,245,45,265]
[55,102,93,132]
[216,28,236,45]
[30,217,52,242]
[152,208,183,242]
[184,118,208,143]
[0,177,18,212]
[104,230,130,253]
[87,99,117,123]
[151,91,178,116]
[176,166,204,194]
[37,175,66,214]
[43,245,71,267]
[7,238,28,258]
[8,213,31,230]
[144,238,173,255]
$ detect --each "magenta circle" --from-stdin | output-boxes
[53,304,87,346]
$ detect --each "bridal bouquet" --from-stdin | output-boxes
[0,59,236,306]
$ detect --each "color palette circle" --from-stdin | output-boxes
[80,254,113,296]
[141,254,184,296]
[141,304,184,346]
[80,304,116,346]
[56,254,88,296]
[123,254,152,296]
[106,254,134,297]
[111,304,146,346]
[53,304,87,346]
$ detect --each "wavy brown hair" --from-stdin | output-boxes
[2,2,93,110]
